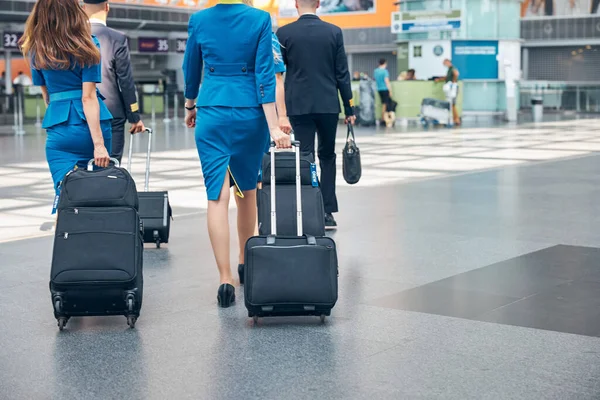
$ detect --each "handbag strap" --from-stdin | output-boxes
[346,124,356,143]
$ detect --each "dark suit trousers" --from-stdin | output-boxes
[110,117,127,163]
[289,113,339,214]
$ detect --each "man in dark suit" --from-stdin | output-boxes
[277,0,355,230]
[84,0,145,163]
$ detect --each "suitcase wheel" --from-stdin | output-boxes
[320,314,326,323]
[57,317,68,331]
[252,315,259,324]
[127,315,137,329]
[54,298,62,314]
[126,295,137,328]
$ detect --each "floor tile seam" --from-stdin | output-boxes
[397,280,524,303]
[472,280,575,321]
[380,307,600,342]
[0,203,55,213]
[0,231,53,244]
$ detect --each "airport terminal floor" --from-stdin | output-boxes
[1,117,600,399]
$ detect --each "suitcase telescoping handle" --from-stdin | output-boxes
[86,157,120,171]
[126,128,153,192]
[269,137,302,237]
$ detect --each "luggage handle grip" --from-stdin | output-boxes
[126,128,153,191]
[269,132,302,237]
[87,157,120,171]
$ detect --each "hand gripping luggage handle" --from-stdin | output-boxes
[126,128,153,191]
[269,135,302,237]
[87,157,120,171]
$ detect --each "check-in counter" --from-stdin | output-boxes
[341,80,464,120]
[24,95,47,119]
[23,91,165,119]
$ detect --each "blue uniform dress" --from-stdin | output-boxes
[183,0,276,200]
[32,36,113,199]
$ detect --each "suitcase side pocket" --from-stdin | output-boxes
[247,244,336,306]
[51,230,138,285]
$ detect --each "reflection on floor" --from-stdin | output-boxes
[2,118,600,243]
[1,118,600,399]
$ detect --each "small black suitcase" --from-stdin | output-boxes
[257,184,325,237]
[245,141,338,323]
[260,150,314,186]
[127,128,172,248]
[51,159,143,331]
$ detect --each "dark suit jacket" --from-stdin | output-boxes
[91,23,140,123]
[276,15,353,117]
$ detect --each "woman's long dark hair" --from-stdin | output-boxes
[19,0,100,69]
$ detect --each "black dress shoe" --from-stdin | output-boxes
[325,213,337,230]
[238,264,245,285]
[217,283,235,308]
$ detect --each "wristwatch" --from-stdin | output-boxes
[185,104,196,111]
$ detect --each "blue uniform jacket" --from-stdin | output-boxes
[31,36,113,129]
[183,2,276,107]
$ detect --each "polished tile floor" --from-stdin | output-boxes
[1,118,600,399]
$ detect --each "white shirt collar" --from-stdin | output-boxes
[89,18,107,26]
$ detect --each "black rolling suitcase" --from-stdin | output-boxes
[50,158,143,331]
[257,184,325,237]
[257,143,326,236]
[127,128,172,248]
[245,141,338,323]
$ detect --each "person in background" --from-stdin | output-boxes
[374,58,393,124]
[19,0,112,211]
[84,0,145,164]
[183,0,290,307]
[13,71,33,87]
[436,59,460,126]
[0,71,5,96]
[406,69,416,80]
[352,71,361,81]
[397,71,407,81]
[277,0,355,230]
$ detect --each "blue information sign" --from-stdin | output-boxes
[401,20,461,33]
[451,40,499,80]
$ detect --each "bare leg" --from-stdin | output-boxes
[452,104,460,125]
[207,173,233,285]
[235,189,257,265]
[381,103,387,122]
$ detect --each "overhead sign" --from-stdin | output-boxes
[175,38,187,53]
[110,0,208,9]
[3,32,23,49]
[138,37,169,53]
[521,0,600,18]
[451,40,499,80]
[279,0,374,18]
[391,10,461,34]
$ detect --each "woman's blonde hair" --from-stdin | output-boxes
[242,0,282,64]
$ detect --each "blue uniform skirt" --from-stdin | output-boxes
[196,106,269,200]
[46,121,112,195]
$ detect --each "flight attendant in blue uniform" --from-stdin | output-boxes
[183,0,291,307]
[19,0,113,210]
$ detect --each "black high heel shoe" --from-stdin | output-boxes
[238,264,244,285]
[217,283,235,308]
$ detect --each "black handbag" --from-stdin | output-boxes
[342,124,361,185]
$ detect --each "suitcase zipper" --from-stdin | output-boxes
[60,230,135,239]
